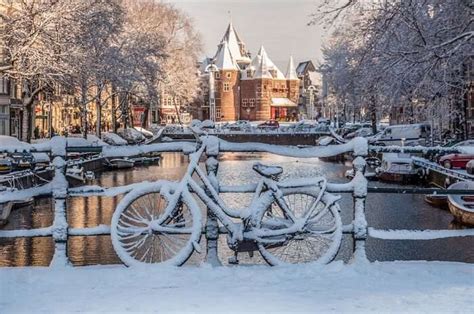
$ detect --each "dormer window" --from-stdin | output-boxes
[215,72,220,79]
[226,72,232,79]
[247,69,253,78]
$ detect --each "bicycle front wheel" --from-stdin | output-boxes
[111,182,202,266]
[257,188,342,266]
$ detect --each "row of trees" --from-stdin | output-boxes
[0,0,201,141]
[316,0,473,139]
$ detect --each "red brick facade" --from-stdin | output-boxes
[202,23,300,122]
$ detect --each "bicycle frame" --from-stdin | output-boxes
[150,137,332,248]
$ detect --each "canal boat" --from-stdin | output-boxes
[66,165,86,185]
[0,158,13,174]
[130,156,161,165]
[0,201,13,225]
[447,181,474,226]
[104,158,135,169]
[376,153,418,184]
[424,194,448,210]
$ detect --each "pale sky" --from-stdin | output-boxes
[168,0,329,70]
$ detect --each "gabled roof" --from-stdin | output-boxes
[296,60,316,76]
[214,41,238,70]
[285,56,298,80]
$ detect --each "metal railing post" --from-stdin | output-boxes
[50,141,70,267]
[351,138,369,264]
[204,137,222,266]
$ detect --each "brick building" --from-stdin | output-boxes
[200,22,300,121]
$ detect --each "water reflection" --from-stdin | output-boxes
[0,152,473,267]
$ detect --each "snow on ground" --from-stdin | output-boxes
[0,261,472,313]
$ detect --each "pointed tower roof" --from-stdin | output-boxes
[242,46,286,80]
[214,41,238,71]
[219,22,250,63]
[255,46,273,79]
[285,56,298,80]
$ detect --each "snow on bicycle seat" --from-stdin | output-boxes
[252,162,283,178]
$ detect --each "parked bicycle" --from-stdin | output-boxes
[111,136,343,266]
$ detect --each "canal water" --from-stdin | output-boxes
[0,152,473,267]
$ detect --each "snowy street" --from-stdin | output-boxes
[1,261,472,313]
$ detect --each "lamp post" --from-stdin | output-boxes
[307,85,316,121]
[205,64,218,122]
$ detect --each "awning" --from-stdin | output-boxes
[271,98,297,107]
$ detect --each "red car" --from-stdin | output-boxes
[439,153,474,169]
[257,120,280,130]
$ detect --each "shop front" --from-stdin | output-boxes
[270,98,298,121]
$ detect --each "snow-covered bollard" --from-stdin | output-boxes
[351,154,369,265]
[204,137,222,266]
[50,152,70,268]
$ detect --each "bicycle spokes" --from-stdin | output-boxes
[115,191,196,264]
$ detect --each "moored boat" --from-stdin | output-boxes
[66,165,85,185]
[0,201,13,225]
[0,158,13,174]
[104,158,135,169]
[376,153,418,184]
[447,181,474,226]
[424,194,448,210]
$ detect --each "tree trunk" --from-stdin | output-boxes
[370,95,377,134]
[96,90,102,138]
[111,85,117,133]
[81,82,88,139]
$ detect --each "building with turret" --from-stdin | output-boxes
[199,22,300,121]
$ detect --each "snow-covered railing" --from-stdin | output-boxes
[1,136,473,268]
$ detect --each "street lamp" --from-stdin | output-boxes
[205,64,218,122]
[307,85,316,121]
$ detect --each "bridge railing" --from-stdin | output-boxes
[0,136,473,267]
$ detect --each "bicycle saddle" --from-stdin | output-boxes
[252,162,283,178]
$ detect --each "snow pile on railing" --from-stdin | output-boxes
[219,137,368,158]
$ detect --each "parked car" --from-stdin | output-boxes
[433,140,474,163]
[285,121,315,133]
[345,127,374,139]
[369,123,430,146]
[226,120,252,131]
[439,153,474,169]
[257,120,280,130]
[340,122,371,137]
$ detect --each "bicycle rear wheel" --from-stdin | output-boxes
[111,182,202,266]
[257,188,342,266]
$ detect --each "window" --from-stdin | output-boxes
[0,77,8,95]
[249,99,255,108]
[215,72,220,79]
[216,108,222,119]
[226,72,232,79]
[223,83,230,92]
[246,69,253,78]
[242,99,249,108]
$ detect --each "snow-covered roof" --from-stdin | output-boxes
[285,56,298,80]
[271,98,298,107]
[0,135,31,152]
[218,21,250,62]
[242,46,286,80]
[214,41,239,71]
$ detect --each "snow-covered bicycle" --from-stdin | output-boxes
[110,136,342,266]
